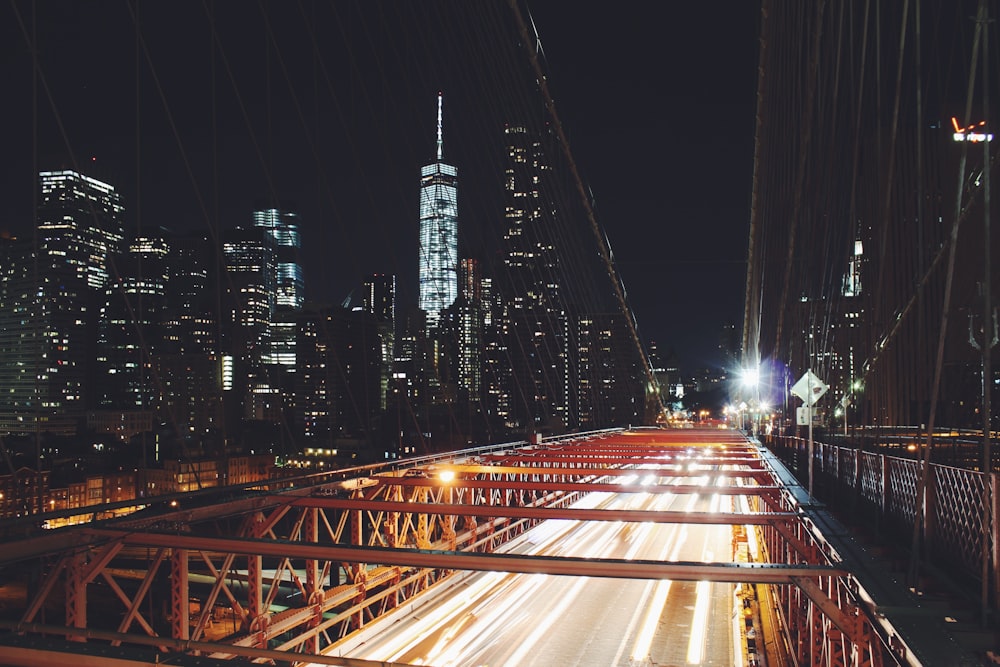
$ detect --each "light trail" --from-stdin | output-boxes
[321,456,740,666]
[687,578,713,663]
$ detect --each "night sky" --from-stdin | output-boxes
[1,1,758,374]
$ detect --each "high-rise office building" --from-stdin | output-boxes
[362,274,396,411]
[0,236,74,435]
[252,204,304,310]
[295,305,382,451]
[481,275,513,428]
[572,313,645,429]
[222,226,278,422]
[38,170,125,290]
[418,93,459,329]
[0,170,126,436]
[363,274,396,325]
[157,232,222,440]
[502,125,560,314]
[96,228,168,417]
[501,124,568,431]
[253,204,303,377]
[456,258,482,398]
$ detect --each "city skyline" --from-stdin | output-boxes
[0,2,758,373]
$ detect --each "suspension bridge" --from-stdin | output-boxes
[3,0,1000,665]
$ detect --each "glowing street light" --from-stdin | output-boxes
[740,367,760,388]
[740,367,762,435]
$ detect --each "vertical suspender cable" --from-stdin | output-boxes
[908,0,985,591]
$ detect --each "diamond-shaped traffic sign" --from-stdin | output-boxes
[790,370,828,406]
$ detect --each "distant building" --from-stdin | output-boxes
[0,236,44,434]
[501,124,568,431]
[456,258,483,398]
[294,305,383,454]
[362,274,396,411]
[647,340,682,401]
[97,227,169,413]
[718,323,739,371]
[222,226,279,423]
[0,170,124,436]
[418,93,459,329]
[253,203,304,402]
[481,275,513,429]
[573,313,645,429]
[0,468,50,518]
[157,232,223,441]
[37,170,125,290]
[252,203,305,310]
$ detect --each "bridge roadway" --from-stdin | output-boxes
[0,426,985,666]
[324,473,738,665]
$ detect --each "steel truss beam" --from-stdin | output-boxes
[291,496,797,526]
[0,431,893,666]
[373,477,785,496]
[83,527,851,584]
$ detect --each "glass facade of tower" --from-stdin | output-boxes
[419,163,458,324]
[418,96,458,327]
[252,206,304,310]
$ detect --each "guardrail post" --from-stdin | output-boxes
[992,472,999,613]
[853,448,862,518]
[881,453,890,520]
[924,464,937,562]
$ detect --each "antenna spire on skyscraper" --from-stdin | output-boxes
[436,92,443,161]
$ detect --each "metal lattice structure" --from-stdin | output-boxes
[0,429,924,666]
[769,434,997,595]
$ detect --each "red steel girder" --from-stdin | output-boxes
[376,477,784,496]
[81,528,847,584]
[290,497,798,526]
[431,464,763,478]
[439,466,776,486]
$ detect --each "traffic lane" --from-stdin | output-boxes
[328,480,739,665]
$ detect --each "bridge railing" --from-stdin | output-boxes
[764,434,997,600]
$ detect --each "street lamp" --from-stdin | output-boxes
[741,367,761,435]
[741,367,760,389]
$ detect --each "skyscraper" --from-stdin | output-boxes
[0,170,127,436]
[362,274,396,411]
[418,93,459,329]
[96,228,168,415]
[252,204,303,387]
[38,170,125,290]
[222,226,278,422]
[502,125,560,314]
[456,258,482,398]
[252,204,304,310]
[157,232,222,440]
[501,124,568,431]
[294,305,382,451]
